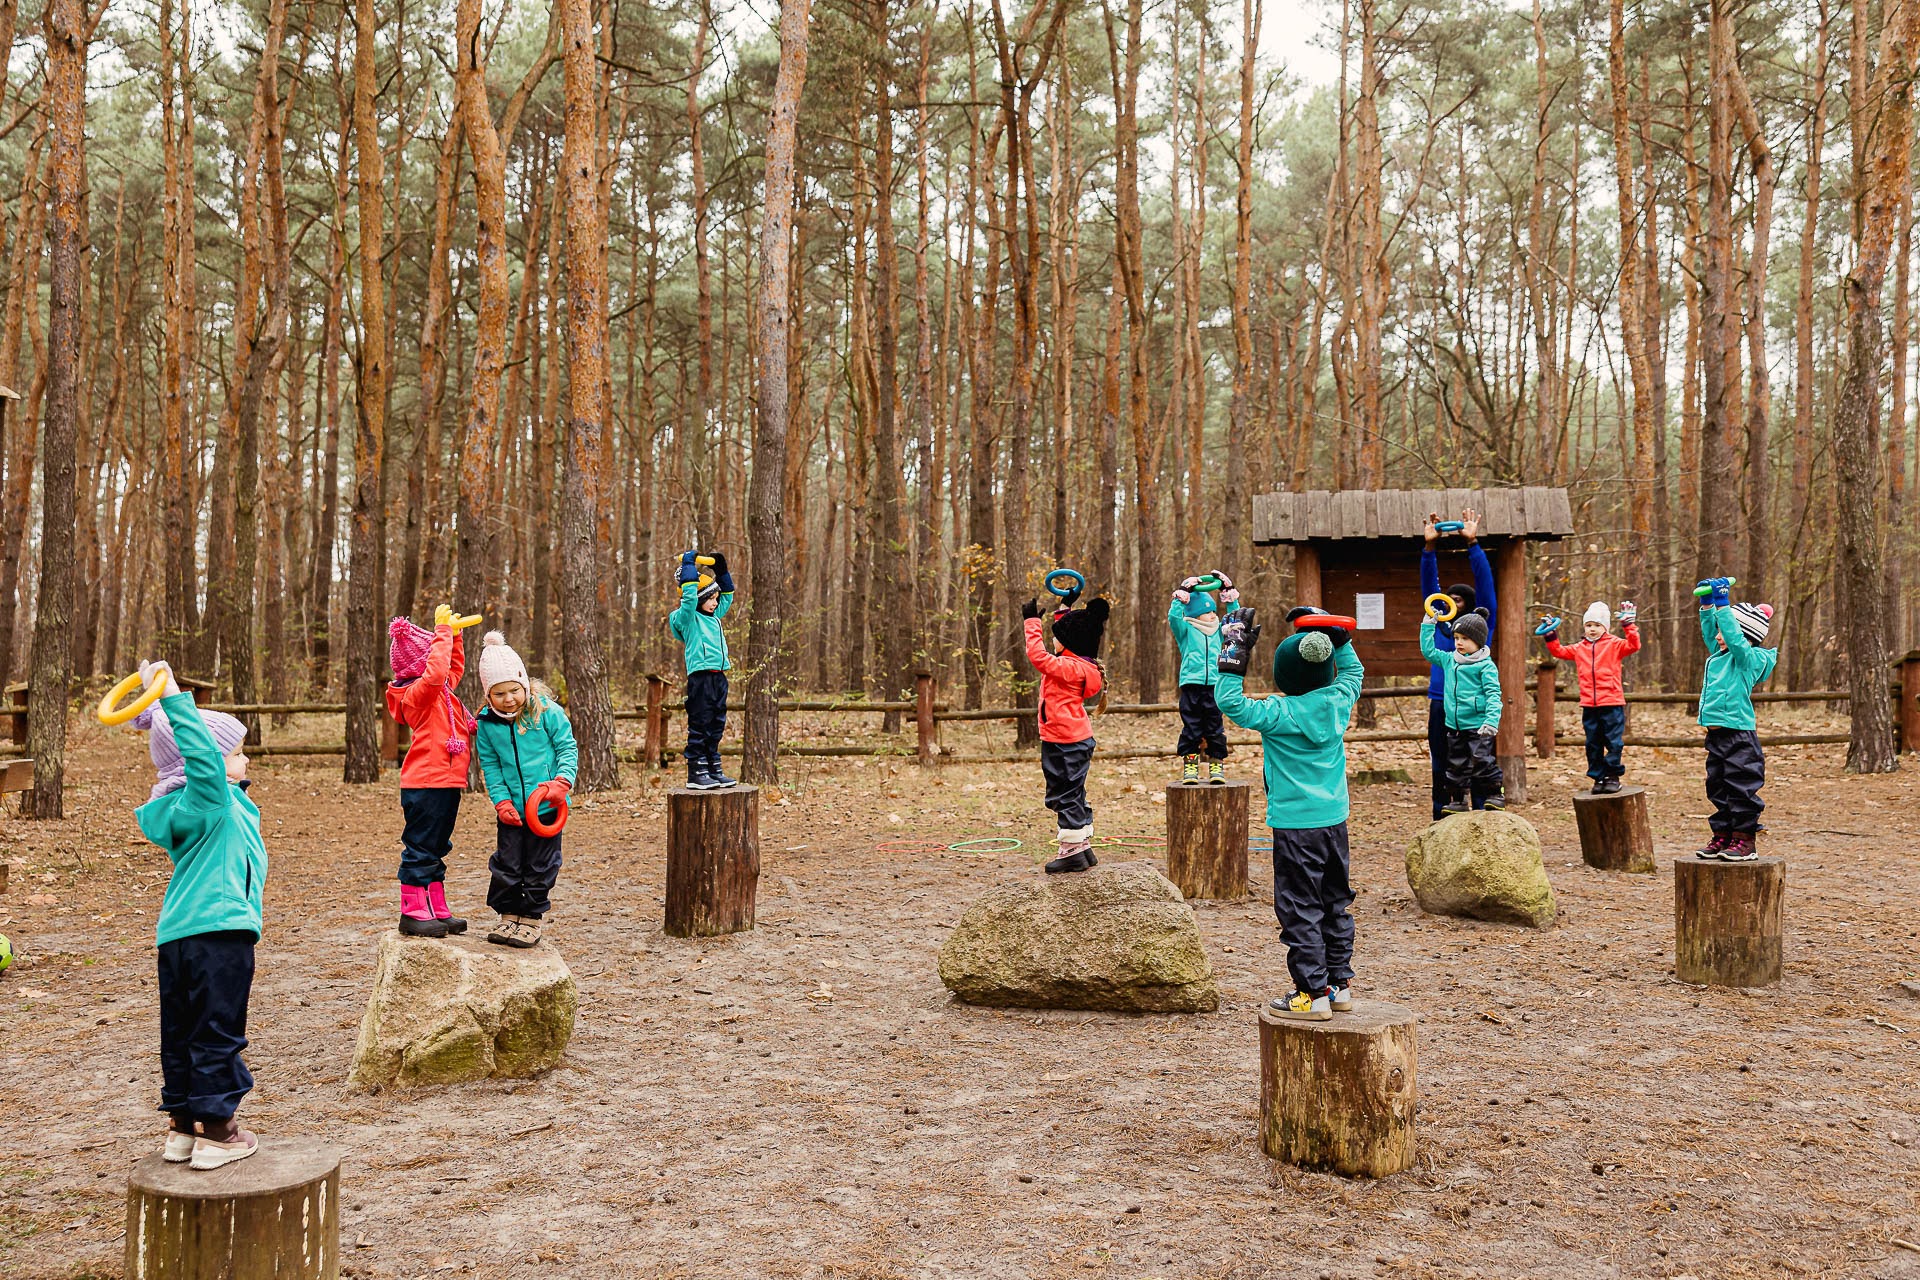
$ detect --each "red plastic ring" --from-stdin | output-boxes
[1295,614,1357,630]
[524,782,569,837]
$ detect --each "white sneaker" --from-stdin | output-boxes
[1329,984,1353,1012]
[190,1128,258,1171]
[163,1129,197,1163]
[1269,990,1333,1021]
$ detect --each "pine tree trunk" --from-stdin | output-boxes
[344,0,387,783]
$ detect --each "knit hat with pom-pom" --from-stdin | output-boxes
[389,616,436,680]
[1732,601,1775,645]
[476,630,530,694]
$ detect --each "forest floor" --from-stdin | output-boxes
[2,702,1917,1279]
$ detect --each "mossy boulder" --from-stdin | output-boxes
[348,932,577,1091]
[1405,810,1557,929]
[937,861,1219,1013]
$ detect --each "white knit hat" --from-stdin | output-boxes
[477,631,530,694]
[1583,601,1611,629]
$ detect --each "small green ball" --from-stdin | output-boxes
[0,934,13,974]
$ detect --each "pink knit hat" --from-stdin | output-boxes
[389,616,435,680]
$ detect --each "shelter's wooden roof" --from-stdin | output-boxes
[1251,487,1573,544]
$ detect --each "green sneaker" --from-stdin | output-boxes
[1180,754,1201,785]
[1208,759,1226,785]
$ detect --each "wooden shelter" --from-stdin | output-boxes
[1251,487,1574,801]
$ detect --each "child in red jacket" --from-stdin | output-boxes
[1021,595,1109,874]
[385,608,480,937]
[1540,600,1642,793]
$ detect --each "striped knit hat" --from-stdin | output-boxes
[1732,602,1774,645]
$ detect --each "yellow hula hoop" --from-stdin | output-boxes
[1424,592,1459,623]
[98,671,168,727]
[449,613,484,631]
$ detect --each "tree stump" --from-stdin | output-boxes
[665,786,760,937]
[125,1138,340,1279]
[1572,785,1655,873]
[1258,1001,1417,1178]
[1164,780,1250,899]
[1674,855,1784,987]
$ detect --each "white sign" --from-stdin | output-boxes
[1354,592,1386,630]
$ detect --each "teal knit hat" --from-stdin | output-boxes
[1183,592,1218,618]
[1271,630,1336,697]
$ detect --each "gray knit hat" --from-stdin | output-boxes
[134,702,249,801]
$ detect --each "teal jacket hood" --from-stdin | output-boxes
[136,692,267,946]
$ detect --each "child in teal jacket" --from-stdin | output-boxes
[131,662,265,1171]
[474,631,577,948]
[1168,571,1242,785]
[1216,607,1365,1022]
[669,549,736,789]
[1693,578,1779,861]
[1419,610,1505,811]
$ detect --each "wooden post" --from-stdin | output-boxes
[1292,544,1322,607]
[1491,538,1528,803]
[1534,660,1556,758]
[915,671,938,765]
[1898,651,1920,753]
[1258,1001,1417,1178]
[7,681,27,747]
[665,785,760,936]
[125,1138,340,1279]
[1571,785,1655,872]
[644,674,669,768]
[1164,780,1250,899]
[1674,855,1784,986]
[378,705,409,767]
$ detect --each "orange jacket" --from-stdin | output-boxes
[384,624,475,788]
[1544,624,1642,707]
[1023,618,1104,745]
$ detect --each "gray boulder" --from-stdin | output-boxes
[1405,810,1557,928]
[937,861,1219,1013]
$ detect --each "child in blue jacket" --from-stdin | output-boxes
[131,661,266,1171]
[1215,607,1365,1022]
[669,549,736,790]
[1419,509,1496,819]
[1693,578,1779,861]
[1168,571,1241,785]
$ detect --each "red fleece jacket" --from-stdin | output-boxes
[1544,624,1642,707]
[1023,617,1104,744]
[384,624,474,788]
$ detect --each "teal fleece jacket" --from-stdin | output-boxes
[137,692,268,946]
[1215,643,1364,830]
[669,582,734,674]
[1167,594,1242,688]
[1420,619,1502,732]
[477,699,579,818]
[1697,606,1779,730]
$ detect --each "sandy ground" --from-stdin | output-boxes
[2,703,1918,1280]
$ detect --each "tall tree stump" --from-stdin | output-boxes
[125,1138,340,1279]
[1165,780,1250,899]
[666,785,760,936]
[1572,785,1655,873]
[1258,1001,1417,1178]
[1674,855,1784,987]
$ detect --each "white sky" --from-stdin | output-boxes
[1257,0,1341,89]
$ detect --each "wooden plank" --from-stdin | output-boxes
[1269,491,1293,542]
[0,757,32,794]
[1483,488,1514,537]
[1308,490,1334,539]
[1251,492,1273,543]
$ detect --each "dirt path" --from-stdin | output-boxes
[2,717,1917,1279]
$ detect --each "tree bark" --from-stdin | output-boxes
[1224,0,1259,565]
[1607,0,1655,606]
[345,0,387,783]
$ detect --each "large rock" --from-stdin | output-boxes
[348,932,578,1091]
[937,861,1219,1013]
[1405,810,1557,929]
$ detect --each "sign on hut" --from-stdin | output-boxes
[1251,487,1574,802]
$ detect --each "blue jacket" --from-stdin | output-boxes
[477,698,579,818]
[669,583,733,673]
[1420,544,1497,700]
[1167,594,1242,688]
[1697,606,1779,730]
[137,693,268,946]
[1215,644,1364,830]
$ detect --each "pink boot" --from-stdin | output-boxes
[398,884,449,938]
[426,882,467,935]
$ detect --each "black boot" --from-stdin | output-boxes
[1044,847,1095,874]
[685,758,713,790]
[706,757,737,788]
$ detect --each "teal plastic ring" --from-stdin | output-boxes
[948,837,1024,853]
[1045,569,1085,598]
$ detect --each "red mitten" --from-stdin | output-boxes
[496,799,524,827]
[549,777,572,797]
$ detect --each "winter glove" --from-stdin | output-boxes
[434,604,453,629]
[1619,600,1638,624]
[496,799,524,827]
[549,778,572,798]
[1285,606,1327,622]
[709,551,734,594]
[678,551,702,586]
[1209,570,1234,590]
[138,659,181,697]
[1706,577,1731,607]
[1217,615,1261,677]
[1220,588,1240,604]
[1173,589,1192,604]
[1180,575,1203,590]
[1021,598,1041,621]
[1478,724,1497,738]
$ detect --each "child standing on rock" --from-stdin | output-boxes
[1540,601,1642,794]
[1693,578,1778,861]
[1214,606,1365,1022]
[669,549,737,790]
[1021,594,1109,874]
[132,661,266,1170]
[1420,607,1505,812]
[474,632,577,948]
[385,608,479,938]
[1168,571,1241,786]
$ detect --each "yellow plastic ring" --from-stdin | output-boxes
[449,613,484,631]
[97,671,168,727]
[1424,593,1459,623]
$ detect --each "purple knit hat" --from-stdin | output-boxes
[133,703,249,801]
[389,616,436,680]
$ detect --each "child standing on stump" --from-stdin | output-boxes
[1214,607,1364,1022]
[132,661,265,1170]
[1541,601,1642,794]
[669,549,737,790]
[1420,608,1505,811]
[474,632,577,948]
[1694,578,1778,861]
[385,608,478,938]
[1419,510,1496,821]
[1022,594,1109,874]
[1168,571,1241,785]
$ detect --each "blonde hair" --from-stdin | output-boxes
[515,678,558,728]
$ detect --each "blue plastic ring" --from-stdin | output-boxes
[1045,568,1086,598]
